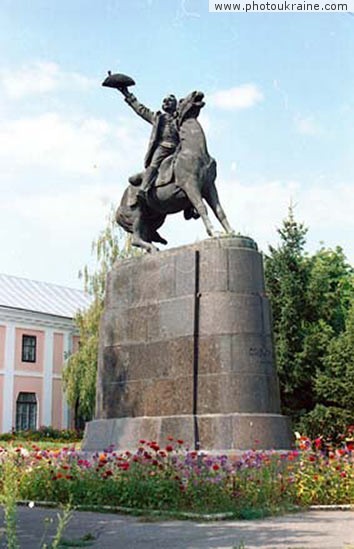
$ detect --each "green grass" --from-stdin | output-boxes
[0,440,80,451]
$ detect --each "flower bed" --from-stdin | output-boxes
[0,434,353,517]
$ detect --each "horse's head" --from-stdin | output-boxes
[177,91,205,125]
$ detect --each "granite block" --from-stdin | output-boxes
[91,236,291,451]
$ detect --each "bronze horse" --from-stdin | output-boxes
[116,90,234,252]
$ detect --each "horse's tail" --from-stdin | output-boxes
[115,187,134,234]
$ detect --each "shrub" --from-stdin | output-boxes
[0,427,83,443]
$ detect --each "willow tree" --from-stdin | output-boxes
[63,210,140,426]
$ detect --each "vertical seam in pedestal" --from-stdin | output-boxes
[193,249,200,450]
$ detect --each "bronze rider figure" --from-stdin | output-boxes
[119,88,179,202]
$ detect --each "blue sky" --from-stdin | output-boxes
[1,0,353,288]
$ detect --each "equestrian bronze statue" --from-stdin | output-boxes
[102,72,234,252]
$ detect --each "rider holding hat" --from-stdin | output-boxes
[119,88,179,201]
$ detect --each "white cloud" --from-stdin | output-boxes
[6,184,116,232]
[1,172,354,289]
[0,112,146,176]
[209,84,263,110]
[162,178,354,265]
[294,115,320,136]
[0,61,94,99]
[0,183,125,288]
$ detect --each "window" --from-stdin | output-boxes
[16,392,37,431]
[22,335,36,362]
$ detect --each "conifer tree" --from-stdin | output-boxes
[264,205,310,415]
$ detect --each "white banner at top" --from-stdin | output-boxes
[209,0,354,11]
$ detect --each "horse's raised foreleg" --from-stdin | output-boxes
[203,182,234,234]
[181,181,216,237]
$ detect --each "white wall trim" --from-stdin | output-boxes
[0,309,77,432]
[42,328,54,426]
[2,322,16,432]
[14,371,43,378]
[62,332,71,429]
[0,306,78,332]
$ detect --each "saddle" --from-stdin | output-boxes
[128,152,176,190]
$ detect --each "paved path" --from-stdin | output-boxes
[0,507,354,548]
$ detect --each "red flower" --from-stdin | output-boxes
[177,440,184,445]
[212,464,220,471]
[167,436,174,441]
[139,439,146,444]
[308,455,316,462]
[314,437,322,449]
[340,471,347,478]
[165,445,173,452]
[346,440,354,451]
[150,443,160,452]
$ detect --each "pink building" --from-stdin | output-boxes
[0,274,91,433]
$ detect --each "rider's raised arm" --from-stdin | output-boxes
[123,91,156,125]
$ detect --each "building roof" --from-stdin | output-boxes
[0,274,92,319]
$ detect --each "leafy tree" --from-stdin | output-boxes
[297,247,354,414]
[298,300,354,439]
[63,209,139,425]
[306,246,354,334]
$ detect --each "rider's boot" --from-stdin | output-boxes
[137,166,157,202]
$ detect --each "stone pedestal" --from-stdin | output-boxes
[83,236,291,451]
